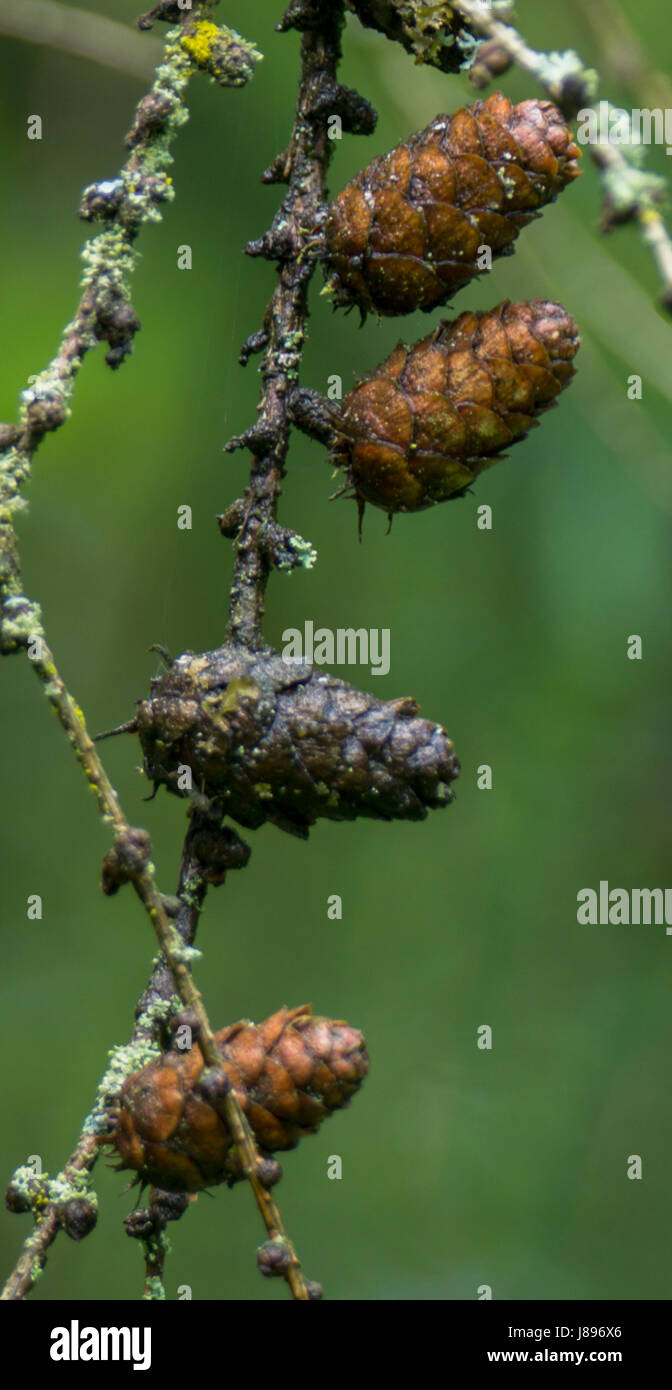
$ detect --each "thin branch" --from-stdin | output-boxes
[1,816,207,1303]
[142,1233,168,1301]
[0,9,261,621]
[1,1132,99,1303]
[0,0,162,81]
[225,0,367,646]
[451,0,672,313]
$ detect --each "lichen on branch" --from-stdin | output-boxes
[449,0,672,314]
[0,7,260,627]
[345,0,480,73]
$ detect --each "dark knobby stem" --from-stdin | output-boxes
[225,0,365,646]
[124,1191,191,1302]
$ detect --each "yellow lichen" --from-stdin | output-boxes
[180,21,221,69]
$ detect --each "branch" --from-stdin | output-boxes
[2,813,208,1303]
[142,1234,168,1302]
[2,1132,99,1302]
[345,0,479,72]
[450,0,672,313]
[224,0,375,646]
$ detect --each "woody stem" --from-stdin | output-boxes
[226,0,346,647]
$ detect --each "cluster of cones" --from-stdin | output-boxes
[323,94,582,518]
[106,90,584,1200]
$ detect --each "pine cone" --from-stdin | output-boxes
[103,1006,368,1192]
[330,298,580,517]
[133,644,459,835]
[325,93,581,317]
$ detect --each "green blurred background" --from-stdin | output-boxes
[1,0,671,1301]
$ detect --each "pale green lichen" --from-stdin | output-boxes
[49,1173,98,1210]
[7,1165,48,1203]
[84,1005,174,1135]
[536,49,599,101]
[8,1164,98,1213]
[170,944,202,966]
[141,1229,171,1300]
[0,594,43,649]
[178,877,204,910]
[278,534,318,572]
[84,1039,160,1133]
[136,995,180,1033]
[603,163,667,214]
[143,1275,167,1301]
[357,1,480,71]
[589,104,667,212]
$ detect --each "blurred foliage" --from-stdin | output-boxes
[1,0,671,1301]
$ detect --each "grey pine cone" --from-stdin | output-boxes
[134,645,460,837]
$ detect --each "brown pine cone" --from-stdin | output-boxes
[102,1006,368,1192]
[131,643,460,835]
[330,298,580,518]
[325,93,581,317]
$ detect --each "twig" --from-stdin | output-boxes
[142,1233,168,1301]
[0,0,162,80]
[451,0,672,313]
[0,642,220,1301]
[225,0,375,646]
[449,0,599,109]
[1,1132,99,1303]
[2,815,206,1303]
[0,8,261,621]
